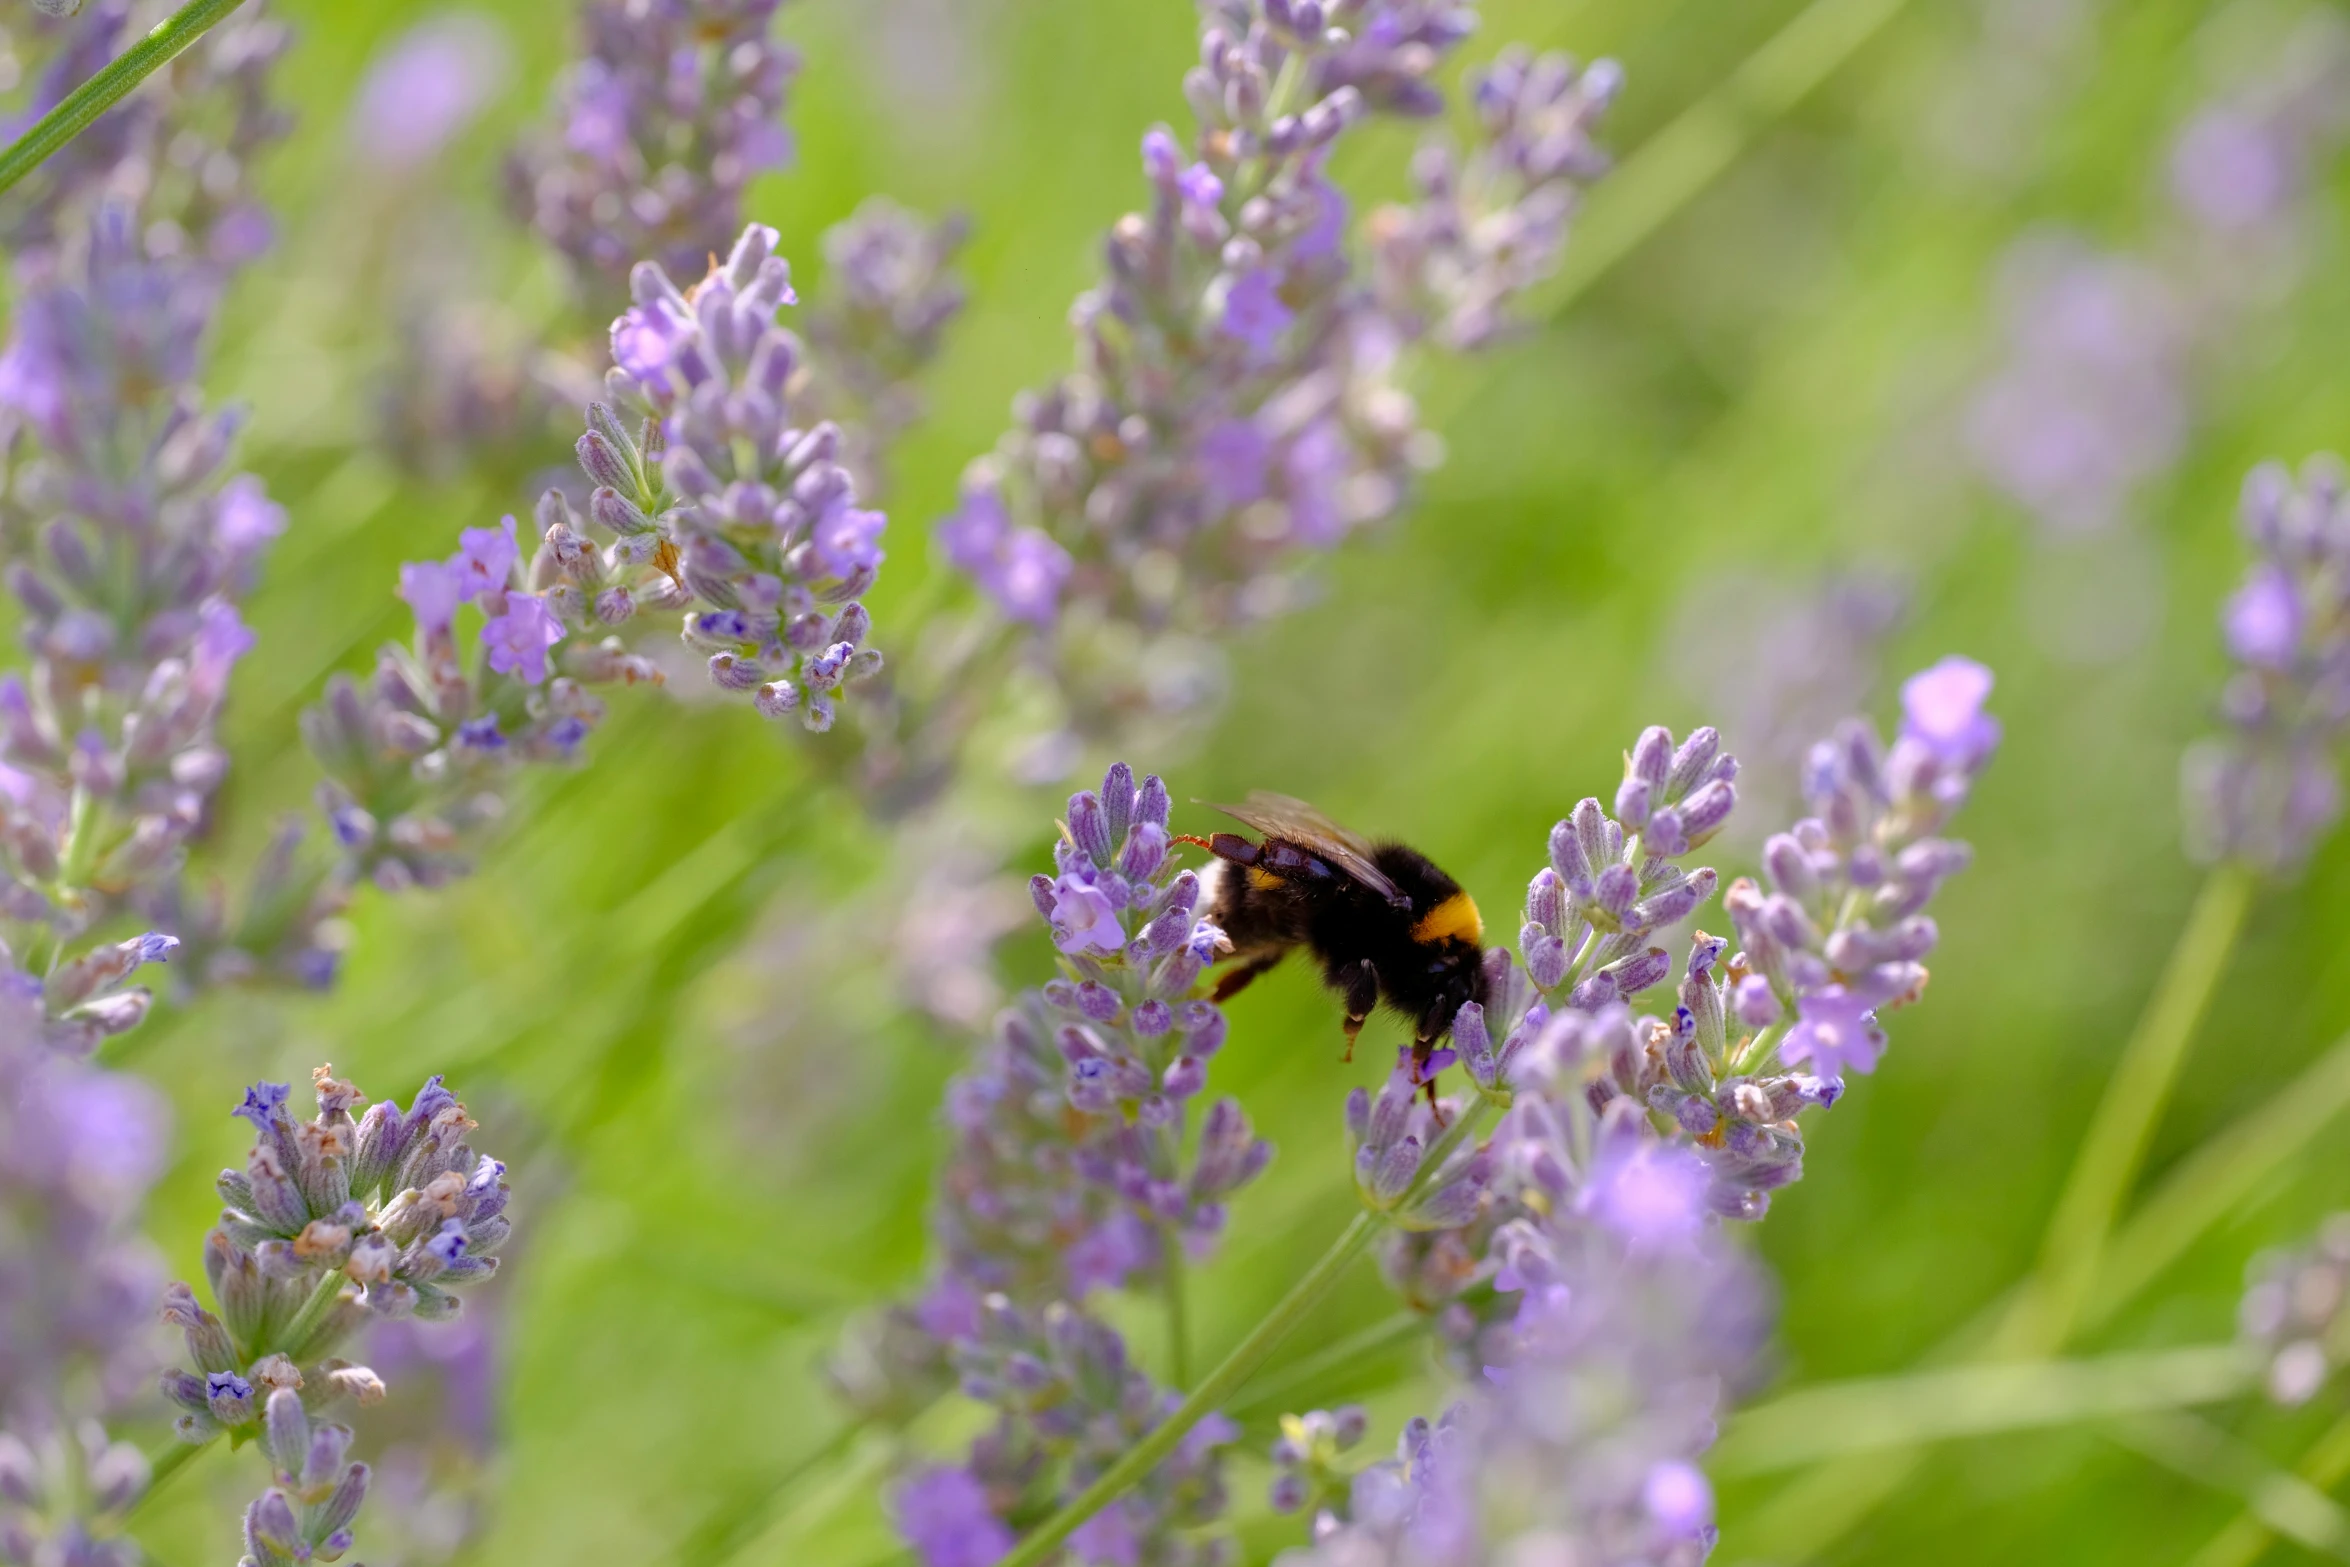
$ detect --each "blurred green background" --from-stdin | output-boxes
[105,0,2350,1561]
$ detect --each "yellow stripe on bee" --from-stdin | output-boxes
[1412,891,1483,945]
[1246,866,1285,891]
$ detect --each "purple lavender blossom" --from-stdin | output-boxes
[506,0,799,292]
[1268,1406,1369,1519]
[935,5,1617,762]
[892,1467,1014,1567]
[2184,458,2350,872]
[347,13,511,171]
[0,1419,150,1567]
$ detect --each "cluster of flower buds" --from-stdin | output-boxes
[574,222,887,726]
[233,1388,370,1567]
[506,0,797,292]
[802,198,970,490]
[894,1296,1239,1567]
[157,1068,512,1567]
[0,206,286,1025]
[1268,1404,1368,1518]
[2184,458,2350,872]
[1345,1049,1493,1226]
[2239,1214,2350,1406]
[1515,724,1739,1008]
[1725,656,1995,1081]
[1368,45,1620,349]
[937,0,1618,757]
[0,0,289,267]
[0,1421,149,1567]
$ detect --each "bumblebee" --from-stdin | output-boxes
[1176,794,1488,1091]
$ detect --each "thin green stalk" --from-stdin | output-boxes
[1744,865,2263,1555]
[1162,1222,1190,1390]
[2185,1409,2350,1567]
[996,1211,1384,1567]
[1223,1310,1426,1424]
[2003,864,2258,1354]
[0,0,252,199]
[126,1434,213,1518]
[1542,0,1916,318]
[999,1099,1497,1567]
[2116,1411,2350,1564]
[276,1269,353,1360]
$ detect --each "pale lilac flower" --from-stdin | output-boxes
[2240,1216,2350,1406]
[1899,656,2001,770]
[1779,986,1885,1079]
[480,594,566,684]
[399,560,468,631]
[348,12,511,170]
[453,516,521,599]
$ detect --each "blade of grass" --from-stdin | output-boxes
[2113,1411,2350,1563]
[2184,1409,2350,1567]
[1712,1343,2259,1474]
[0,0,250,198]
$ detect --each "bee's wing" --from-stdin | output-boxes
[1212,792,1408,908]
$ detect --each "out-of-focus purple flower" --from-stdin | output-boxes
[801,198,970,494]
[894,1467,1013,1567]
[454,516,521,599]
[506,0,800,291]
[1580,1135,1711,1250]
[1780,986,1885,1079]
[2186,457,2350,872]
[348,12,511,171]
[399,560,468,631]
[1899,656,2001,771]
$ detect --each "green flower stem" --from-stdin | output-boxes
[2116,1410,2350,1564]
[2184,1407,2350,1567]
[2005,863,2258,1354]
[994,1209,1384,1567]
[0,0,252,200]
[126,1433,214,1519]
[997,1096,1498,1567]
[276,1269,354,1360]
[1162,1221,1190,1389]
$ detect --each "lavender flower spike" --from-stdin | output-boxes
[532,223,888,729]
[2184,457,2350,872]
[2239,1214,2350,1406]
[803,197,971,493]
[938,3,1619,755]
[507,0,798,291]
[0,205,289,1035]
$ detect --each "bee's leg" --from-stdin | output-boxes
[1210,950,1283,1003]
[1337,960,1379,1061]
[1411,1036,1450,1125]
[1173,832,1260,865]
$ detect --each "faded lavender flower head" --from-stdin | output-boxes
[936,2,1617,754]
[1290,1152,1766,1566]
[552,222,888,729]
[0,205,290,1037]
[507,0,798,291]
[803,198,970,491]
[0,1015,170,1418]
[1369,44,1619,349]
[0,1419,151,1567]
[2184,458,2350,873]
[346,12,511,173]
[2240,1214,2350,1407]
[157,1068,512,1567]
